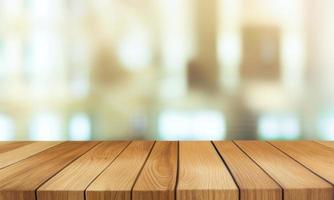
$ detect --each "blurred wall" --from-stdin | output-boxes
[0,0,334,140]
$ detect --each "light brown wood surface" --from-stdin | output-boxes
[235,141,333,200]
[177,141,238,200]
[86,141,155,200]
[316,141,334,149]
[271,141,334,185]
[0,142,98,200]
[0,141,62,169]
[0,141,333,200]
[37,141,130,200]
[0,141,32,153]
[132,141,178,200]
[213,141,282,200]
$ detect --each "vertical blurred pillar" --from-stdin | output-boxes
[158,0,194,100]
[306,0,334,95]
[27,0,67,98]
[190,0,219,90]
[0,0,24,98]
[218,0,241,92]
[304,0,334,139]
[280,0,305,93]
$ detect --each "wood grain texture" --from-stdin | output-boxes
[0,142,98,200]
[214,141,282,200]
[177,141,238,200]
[37,141,130,200]
[271,141,334,185]
[0,141,62,169]
[132,141,178,200]
[316,141,334,149]
[235,141,333,200]
[2,140,334,200]
[0,141,32,154]
[86,141,155,200]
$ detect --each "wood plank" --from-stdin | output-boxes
[132,141,178,200]
[0,141,32,154]
[316,141,334,149]
[270,141,334,185]
[86,141,155,200]
[0,141,98,200]
[37,141,130,200]
[0,141,62,169]
[0,141,11,145]
[213,141,282,200]
[235,141,333,200]
[177,141,238,200]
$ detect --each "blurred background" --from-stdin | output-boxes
[0,0,334,140]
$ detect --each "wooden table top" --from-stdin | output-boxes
[0,141,333,200]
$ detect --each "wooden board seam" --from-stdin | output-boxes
[0,142,33,154]
[211,141,241,200]
[268,141,334,188]
[34,142,101,196]
[175,141,179,200]
[130,141,157,199]
[177,141,239,200]
[0,142,63,170]
[4,141,334,200]
[81,141,133,200]
[314,141,334,151]
[232,141,284,193]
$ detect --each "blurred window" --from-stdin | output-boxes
[158,110,226,140]
[0,114,15,140]
[258,114,300,140]
[29,112,63,140]
[26,31,65,88]
[69,113,91,140]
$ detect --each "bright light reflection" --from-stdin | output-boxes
[258,114,300,140]
[318,115,334,140]
[1,0,22,18]
[118,27,152,71]
[158,110,226,140]
[3,35,22,79]
[26,30,66,97]
[281,31,305,91]
[69,113,91,140]
[29,0,65,24]
[160,76,186,100]
[0,114,15,140]
[218,32,241,90]
[29,112,63,140]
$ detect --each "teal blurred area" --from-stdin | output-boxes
[0,0,334,140]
